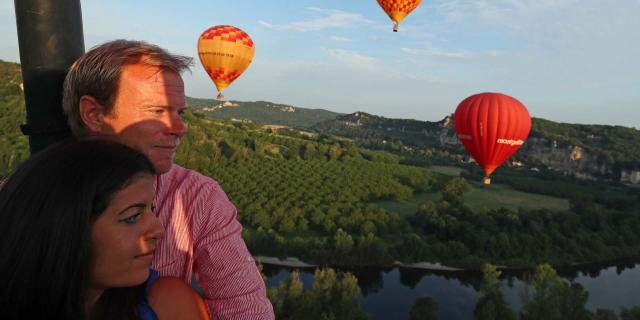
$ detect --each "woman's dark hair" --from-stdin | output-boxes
[0,139,156,319]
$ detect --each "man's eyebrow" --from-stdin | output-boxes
[117,203,146,216]
[141,105,185,111]
[141,105,171,109]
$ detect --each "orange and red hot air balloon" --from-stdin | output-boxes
[376,0,423,32]
[198,25,255,100]
[453,92,531,184]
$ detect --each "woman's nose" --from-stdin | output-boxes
[146,210,165,241]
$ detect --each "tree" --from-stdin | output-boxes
[474,264,516,320]
[334,228,354,254]
[521,264,593,320]
[272,268,370,320]
[328,143,342,160]
[441,177,471,206]
[253,210,273,230]
[277,270,304,317]
[303,143,317,160]
[409,296,438,320]
[620,307,640,320]
[396,233,431,263]
[594,309,618,320]
[307,269,369,320]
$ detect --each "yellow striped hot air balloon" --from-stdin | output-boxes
[376,0,423,32]
[197,25,255,100]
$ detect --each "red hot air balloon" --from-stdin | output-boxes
[453,92,531,184]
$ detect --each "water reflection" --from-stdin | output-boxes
[344,267,390,295]
[263,260,640,320]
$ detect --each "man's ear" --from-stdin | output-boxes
[79,95,106,134]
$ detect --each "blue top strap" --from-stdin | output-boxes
[137,269,160,320]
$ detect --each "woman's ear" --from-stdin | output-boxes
[79,95,106,134]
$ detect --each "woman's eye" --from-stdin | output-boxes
[120,212,142,224]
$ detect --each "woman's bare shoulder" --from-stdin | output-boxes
[147,277,210,320]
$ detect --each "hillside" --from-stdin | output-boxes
[183,98,640,182]
[0,60,28,177]
[313,112,640,183]
[186,97,342,129]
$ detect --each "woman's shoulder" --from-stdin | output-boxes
[147,276,210,320]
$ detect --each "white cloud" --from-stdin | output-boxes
[323,48,447,83]
[402,47,471,59]
[330,36,352,42]
[402,47,506,59]
[258,8,371,32]
[258,21,275,28]
[433,0,640,46]
[325,48,379,71]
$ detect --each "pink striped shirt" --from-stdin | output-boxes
[152,164,274,320]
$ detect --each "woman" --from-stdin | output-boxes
[0,139,209,320]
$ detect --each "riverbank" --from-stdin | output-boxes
[254,256,318,268]
[254,255,464,271]
[396,261,464,271]
[254,255,640,274]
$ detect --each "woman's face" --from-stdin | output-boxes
[90,173,164,289]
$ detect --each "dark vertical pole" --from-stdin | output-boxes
[14,0,84,154]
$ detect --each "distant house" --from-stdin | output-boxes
[230,118,252,123]
[511,160,524,167]
[202,100,239,112]
[621,169,640,184]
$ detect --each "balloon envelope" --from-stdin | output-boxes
[453,93,531,181]
[198,25,255,99]
[376,0,423,31]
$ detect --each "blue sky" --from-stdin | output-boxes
[1,1,639,127]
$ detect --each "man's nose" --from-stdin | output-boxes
[168,113,187,137]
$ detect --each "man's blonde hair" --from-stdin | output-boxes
[62,40,192,136]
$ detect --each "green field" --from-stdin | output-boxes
[375,182,570,216]
[428,165,464,176]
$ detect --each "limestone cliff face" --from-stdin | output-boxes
[438,115,459,145]
[519,138,612,180]
[436,124,620,181]
[318,113,639,183]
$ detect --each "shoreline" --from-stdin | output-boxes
[393,261,464,271]
[254,256,318,268]
[253,256,463,271]
[254,255,640,272]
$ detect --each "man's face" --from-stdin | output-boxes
[98,63,187,173]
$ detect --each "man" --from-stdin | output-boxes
[62,40,274,320]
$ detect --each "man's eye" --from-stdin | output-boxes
[151,109,164,115]
[120,212,142,224]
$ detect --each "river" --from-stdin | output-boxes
[262,260,640,319]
